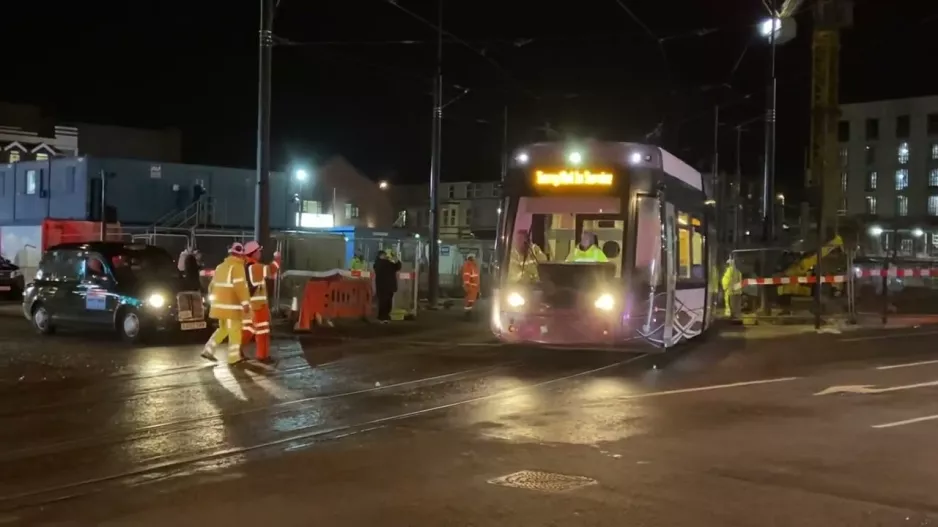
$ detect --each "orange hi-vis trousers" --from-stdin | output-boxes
[241,306,272,360]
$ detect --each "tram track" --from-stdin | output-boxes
[0,360,520,463]
[0,354,647,514]
[0,336,498,418]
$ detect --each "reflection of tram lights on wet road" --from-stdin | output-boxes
[492,141,717,348]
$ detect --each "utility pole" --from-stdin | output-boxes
[254,0,274,250]
[99,170,107,241]
[500,105,509,183]
[734,126,743,251]
[762,0,778,244]
[426,0,443,307]
[712,105,721,256]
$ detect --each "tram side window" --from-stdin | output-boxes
[676,212,705,283]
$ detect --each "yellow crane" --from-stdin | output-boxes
[805,0,853,232]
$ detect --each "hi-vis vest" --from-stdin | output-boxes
[208,255,251,320]
[246,259,280,310]
[565,245,608,263]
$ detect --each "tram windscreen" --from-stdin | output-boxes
[505,196,625,285]
[536,262,616,290]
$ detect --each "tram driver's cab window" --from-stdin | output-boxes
[676,212,705,283]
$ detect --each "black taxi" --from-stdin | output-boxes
[22,242,208,342]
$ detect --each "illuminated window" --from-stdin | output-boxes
[896,169,909,191]
[897,195,908,216]
[301,200,323,214]
[841,172,847,193]
[898,142,910,164]
[25,170,37,195]
[929,196,938,216]
[865,195,877,214]
[676,212,705,283]
[930,169,938,188]
[866,171,877,190]
[344,202,359,218]
[35,153,48,161]
[839,146,848,167]
[8,150,20,163]
[932,143,938,160]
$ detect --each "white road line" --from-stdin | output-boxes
[872,414,938,429]
[876,359,938,370]
[840,330,938,342]
[616,377,799,401]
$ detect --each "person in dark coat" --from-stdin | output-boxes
[373,250,401,323]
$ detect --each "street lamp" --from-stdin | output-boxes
[757,9,796,244]
[294,169,309,182]
[378,180,389,190]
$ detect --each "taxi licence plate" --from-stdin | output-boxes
[180,321,207,331]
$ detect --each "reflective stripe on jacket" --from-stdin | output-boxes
[565,245,608,263]
[246,259,279,310]
[208,255,251,320]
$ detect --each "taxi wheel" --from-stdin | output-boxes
[32,304,56,335]
[118,308,147,344]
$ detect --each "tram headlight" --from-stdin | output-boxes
[506,292,526,308]
[594,293,615,311]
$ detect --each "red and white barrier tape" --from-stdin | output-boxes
[734,275,845,289]
[199,268,415,279]
[854,268,938,278]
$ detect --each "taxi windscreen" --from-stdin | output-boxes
[110,247,178,281]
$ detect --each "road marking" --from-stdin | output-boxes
[872,414,938,429]
[815,380,938,396]
[615,377,799,401]
[877,359,938,370]
[840,330,938,342]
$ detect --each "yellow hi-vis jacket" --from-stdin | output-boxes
[565,245,608,262]
[246,258,280,310]
[208,255,251,320]
[721,263,741,292]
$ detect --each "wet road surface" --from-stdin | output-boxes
[2,306,938,525]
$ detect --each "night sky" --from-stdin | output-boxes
[2,1,935,200]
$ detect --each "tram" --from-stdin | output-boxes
[491,140,717,348]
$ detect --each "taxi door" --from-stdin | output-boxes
[78,254,119,325]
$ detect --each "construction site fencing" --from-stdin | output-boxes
[852,259,938,321]
[284,268,419,325]
[293,272,374,330]
[725,246,852,324]
[415,240,496,300]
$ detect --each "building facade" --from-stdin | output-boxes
[839,95,938,256]
[392,181,501,240]
[0,155,393,230]
[1,102,182,164]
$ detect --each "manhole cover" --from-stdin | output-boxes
[487,470,597,492]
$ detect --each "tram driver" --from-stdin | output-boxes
[508,228,547,283]
[566,230,608,263]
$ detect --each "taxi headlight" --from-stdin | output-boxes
[594,293,615,311]
[147,293,166,308]
[506,292,526,308]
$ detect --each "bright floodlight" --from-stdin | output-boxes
[913,228,925,237]
[378,180,389,190]
[568,151,582,165]
[516,152,529,164]
[294,169,309,181]
[759,18,781,38]
[869,225,884,236]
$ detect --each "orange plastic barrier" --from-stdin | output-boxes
[295,276,373,330]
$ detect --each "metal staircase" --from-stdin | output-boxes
[150,197,216,230]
